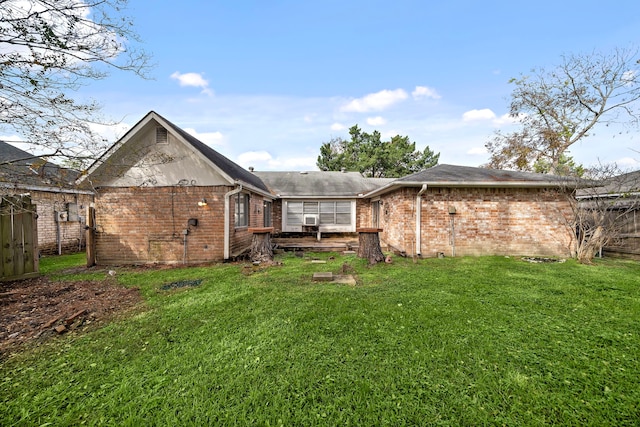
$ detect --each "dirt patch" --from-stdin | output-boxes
[0,276,142,358]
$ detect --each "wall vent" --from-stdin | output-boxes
[156,126,168,144]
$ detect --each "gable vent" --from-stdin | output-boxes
[156,126,168,144]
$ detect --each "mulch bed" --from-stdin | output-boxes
[0,276,142,358]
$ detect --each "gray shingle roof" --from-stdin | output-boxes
[254,171,393,197]
[0,141,78,189]
[396,164,574,185]
[577,169,640,197]
[155,113,270,193]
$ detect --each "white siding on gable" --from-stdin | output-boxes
[100,122,231,187]
[282,200,356,232]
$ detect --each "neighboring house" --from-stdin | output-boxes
[0,141,94,255]
[78,111,274,264]
[79,111,577,265]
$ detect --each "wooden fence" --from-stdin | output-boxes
[1,195,39,280]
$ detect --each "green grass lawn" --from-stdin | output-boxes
[2,253,639,426]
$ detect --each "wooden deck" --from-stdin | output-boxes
[273,235,359,252]
[272,232,391,253]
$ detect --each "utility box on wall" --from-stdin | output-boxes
[56,202,80,222]
[66,202,80,222]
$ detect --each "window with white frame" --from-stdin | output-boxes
[286,201,352,226]
[235,193,249,227]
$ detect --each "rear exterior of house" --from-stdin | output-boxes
[374,186,574,257]
[80,112,578,265]
[254,171,391,236]
[80,112,273,265]
[366,165,576,258]
[93,185,268,264]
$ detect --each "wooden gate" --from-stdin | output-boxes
[1,195,39,280]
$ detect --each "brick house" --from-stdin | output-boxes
[363,165,576,258]
[80,112,577,265]
[0,141,94,255]
[78,111,274,264]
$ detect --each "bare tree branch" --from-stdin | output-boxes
[0,0,152,169]
[486,47,640,174]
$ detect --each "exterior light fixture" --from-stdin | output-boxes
[198,198,207,207]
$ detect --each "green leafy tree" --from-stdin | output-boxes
[533,153,586,177]
[486,47,640,174]
[0,0,151,167]
[317,125,439,177]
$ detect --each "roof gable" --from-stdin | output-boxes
[80,111,270,193]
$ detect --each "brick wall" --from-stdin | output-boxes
[94,186,269,264]
[29,190,94,255]
[379,186,575,258]
[355,198,370,229]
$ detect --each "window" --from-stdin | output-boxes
[372,200,381,228]
[286,201,304,225]
[235,193,249,227]
[263,201,272,227]
[286,201,352,227]
[156,126,168,144]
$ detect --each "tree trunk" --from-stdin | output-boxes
[357,228,385,264]
[576,225,605,264]
[249,230,273,263]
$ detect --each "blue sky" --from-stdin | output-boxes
[82,0,640,171]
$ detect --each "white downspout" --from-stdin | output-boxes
[416,184,428,256]
[224,184,243,260]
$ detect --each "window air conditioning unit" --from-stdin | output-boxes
[303,215,318,226]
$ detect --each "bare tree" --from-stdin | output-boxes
[486,47,640,174]
[0,0,151,167]
[568,165,640,263]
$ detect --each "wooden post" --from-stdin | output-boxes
[356,227,385,264]
[248,227,274,263]
[86,206,96,267]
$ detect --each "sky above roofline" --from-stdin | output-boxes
[4,0,639,172]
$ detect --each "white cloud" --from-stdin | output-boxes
[622,70,636,84]
[236,151,317,171]
[616,157,639,168]
[90,122,131,143]
[237,150,273,166]
[462,108,497,122]
[366,116,386,126]
[170,71,213,96]
[467,146,488,155]
[493,113,518,125]
[331,123,346,131]
[184,128,224,146]
[412,86,441,100]
[340,89,408,113]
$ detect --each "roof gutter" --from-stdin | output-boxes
[238,181,275,200]
[224,184,243,260]
[0,183,94,196]
[363,180,574,198]
[415,184,428,256]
